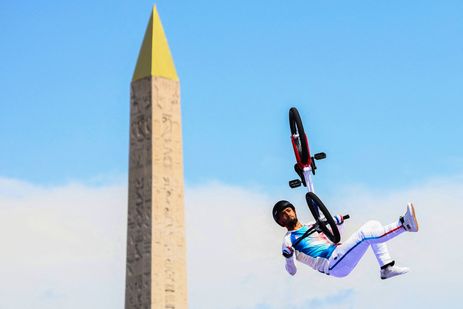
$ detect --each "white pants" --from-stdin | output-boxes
[326,220,404,277]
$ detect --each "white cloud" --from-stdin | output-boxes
[0,175,462,309]
[185,177,463,309]
[0,178,127,309]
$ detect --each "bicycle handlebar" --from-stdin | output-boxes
[291,214,351,248]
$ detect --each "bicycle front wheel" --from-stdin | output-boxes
[305,192,340,243]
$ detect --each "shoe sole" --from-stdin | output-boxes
[381,268,410,280]
[407,203,419,232]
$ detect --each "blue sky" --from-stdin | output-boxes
[1,0,462,192]
[1,2,463,308]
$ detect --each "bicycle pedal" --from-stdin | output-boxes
[289,179,302,188]
[314,152,326,160]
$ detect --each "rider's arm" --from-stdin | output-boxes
[334,215,345,226]
[282,236,297,276]
[285,255,297,276]
[334,214,345,236]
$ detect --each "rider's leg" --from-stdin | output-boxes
[371,242,393,267]
[327,220,405,277]
[326,239,369,277]
[368,221,405,266]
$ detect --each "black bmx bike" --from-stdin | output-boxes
[288,107,349,244]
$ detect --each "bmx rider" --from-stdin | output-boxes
[273,201,419,279]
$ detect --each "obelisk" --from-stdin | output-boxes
[125,5,187,309]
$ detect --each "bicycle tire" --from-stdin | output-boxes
[305,192,341,243]
[289,107,310,165]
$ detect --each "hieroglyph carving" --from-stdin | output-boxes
[126,76,187,309]
[151,77,186,309]
[126,78,153,309]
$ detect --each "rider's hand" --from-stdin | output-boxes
[282,246,294,258]
[334,214,344,225]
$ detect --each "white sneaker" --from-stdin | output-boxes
[380,265,410,280]
[401,202,419,232]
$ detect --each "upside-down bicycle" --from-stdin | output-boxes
[288,107,349,245]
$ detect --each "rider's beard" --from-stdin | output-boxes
[286,217,299,230]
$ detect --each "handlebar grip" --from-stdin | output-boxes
[318,215,350,226]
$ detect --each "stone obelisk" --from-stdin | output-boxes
[125,5,187,309]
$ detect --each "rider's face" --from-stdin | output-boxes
[278,207,298,227]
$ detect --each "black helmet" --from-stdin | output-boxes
[272,200,295,226]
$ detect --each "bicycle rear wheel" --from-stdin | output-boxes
[289,107,310,165]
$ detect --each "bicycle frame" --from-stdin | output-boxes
[291,133,315,193]
[302,166,315,193]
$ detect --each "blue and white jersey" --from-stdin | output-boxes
[282,222,337,274]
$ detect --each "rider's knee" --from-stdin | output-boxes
[360,220,382,238]
[366,220,382,228]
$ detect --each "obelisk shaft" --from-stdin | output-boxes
[125,6,187,309]
[126,77,153,308]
